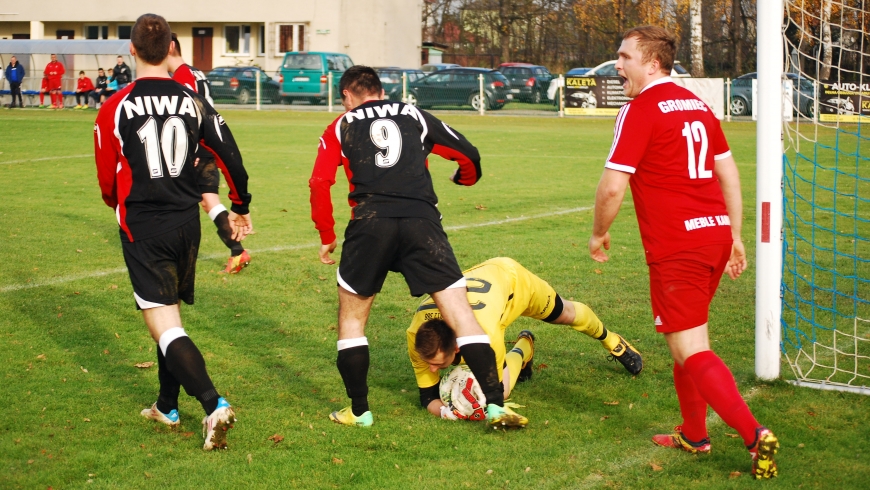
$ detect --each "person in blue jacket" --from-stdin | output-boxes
[5,56,25,108]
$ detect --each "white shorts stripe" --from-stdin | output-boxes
[134,292,168,310]
[336,268,358,294]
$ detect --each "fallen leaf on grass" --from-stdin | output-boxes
[798,443,805,448]
[27,460,34,465]
[525,467,531,472]
[807,410,816,417]
[134,362,155,369]
[603,401,619,406]
[594,269,603,274]
[729,471,741,479]
[144,472,152,479]
[725,433,739,438]
[109,284,118,290]
[267,434,284,444]
[247,454,253,464]
[84,418,91,422]
[182,432,195,438]
[37,354,46,360]
[114,333,120,339]
[650,463,663,471]
[80,366,88,373]
[395,464,400,469]
[600,416,609,421]
[332,457,343,464]
[485,469,493,474]
[536,363,548,371]
[807,425,817,431]
[641,393,649,398]
[475,204,487,210]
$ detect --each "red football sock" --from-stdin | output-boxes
[51,93,58,107]
[40,92,45,105]
[673,361,708,442]
[683,350,760,446]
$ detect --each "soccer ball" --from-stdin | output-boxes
[439,365,487,421]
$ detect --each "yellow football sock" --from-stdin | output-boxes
[569,301,621,352]
[505,350,524,392]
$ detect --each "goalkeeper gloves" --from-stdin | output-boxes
[440,405,459,420]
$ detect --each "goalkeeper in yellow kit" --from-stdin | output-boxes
[407,257,643,420]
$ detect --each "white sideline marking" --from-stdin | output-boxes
[0,154,92,165]
[0,206,592,293]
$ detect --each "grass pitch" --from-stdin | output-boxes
[1,109,868,489]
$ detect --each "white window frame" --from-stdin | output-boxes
[84,25,109,40]
[274,23,308,56]
[258,25,266,57]
[224,25,252,56]
[117,25,133,40]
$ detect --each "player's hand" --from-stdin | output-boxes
[440,405,459,421]
[725,238,748,280]
[227,212,252,241]
[588,233,611,262]
[319,240,337,265]
[448,168,459,183]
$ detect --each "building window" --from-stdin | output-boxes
[225,25,251,55]
[258,25,265,56]
[85,25,108,40]
[118,25,132,40]
[275,23,307,55]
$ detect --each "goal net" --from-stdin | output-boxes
[781,0,870,394]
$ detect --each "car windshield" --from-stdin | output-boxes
[490,72,509,83]
[502,68,530,75]
[378,70,401,83]
[673,64,689,75]
[283,54,323,70]
[208,68,230,77]
[593,63,618,76]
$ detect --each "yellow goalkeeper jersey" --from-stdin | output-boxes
[407,257,559,389]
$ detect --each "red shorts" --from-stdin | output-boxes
[41,78,49,91]
[648,243,731,333]
[45,78,62,91]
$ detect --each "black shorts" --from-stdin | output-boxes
[121,216,201,310]
[337,217,464,297]
[195,151,219,195]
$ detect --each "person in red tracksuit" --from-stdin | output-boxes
[44,54,65,109]
[75,71,95,109]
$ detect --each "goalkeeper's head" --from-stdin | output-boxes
[415,319,461,372]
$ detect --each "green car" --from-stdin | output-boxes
[278,52,354,104]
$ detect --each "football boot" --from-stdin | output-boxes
[223,250,251,274]
[329,406,373,427]
[652,425,711,453]
[608,334,643,375]
[140,403,180,427]
[486,403,528,429]
[201,398,236,450]
[748,426,779,479]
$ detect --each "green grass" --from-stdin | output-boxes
[1,110,869,489]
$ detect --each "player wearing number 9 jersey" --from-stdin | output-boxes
[311,66,527,430]
[93,13,250,451]
[587,26,778,478]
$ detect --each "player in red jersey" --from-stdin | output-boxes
[310,66,526,429]
[167,33,251,273]
[93,13,252,450]
[587,26,778,479]
[44,54,65,109]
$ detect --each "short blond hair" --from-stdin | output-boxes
[623,26,676,73]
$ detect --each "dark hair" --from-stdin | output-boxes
[98,68,104,72]
[171,32,181,56]
[339,65,382,99]
[79,71,85,75]
[131,13,171,65]
[623,25,676,73]
[414,319,457,361]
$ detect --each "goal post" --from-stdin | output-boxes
[755,0,784,380]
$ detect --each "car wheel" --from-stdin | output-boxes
[730,97,748,116]
[405,93,419,106]
[469,93,489,111]
[532,90,542,104]
[238,88,251,105]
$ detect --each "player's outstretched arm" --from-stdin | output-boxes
[713,155,747,279]
[419,110,482,186]
[589,169,630,262]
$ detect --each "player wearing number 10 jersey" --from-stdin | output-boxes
[93,13,251,450]
[588,26,778,478]
[311,66,526,429]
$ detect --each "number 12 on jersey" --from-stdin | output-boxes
[682,121,711,179]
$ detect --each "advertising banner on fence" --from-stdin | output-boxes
[565,76,724,119]
[818,81,870,122]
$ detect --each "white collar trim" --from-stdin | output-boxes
[640,76,673,93]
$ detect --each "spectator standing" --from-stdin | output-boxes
[4,56,25,108]
[110,56,132,90]
[75,71,95,109]
[44,54,65,109]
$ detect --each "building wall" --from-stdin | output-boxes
[0,0,422,77]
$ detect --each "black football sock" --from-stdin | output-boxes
[213,210,245,257]
[164,336,220,415]
[337,344,370,416]
[458,342,504,407]
[155,345,180,414]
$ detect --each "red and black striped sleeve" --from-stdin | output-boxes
[419,110,482,186]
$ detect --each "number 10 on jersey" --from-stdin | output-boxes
[138,116,189,179]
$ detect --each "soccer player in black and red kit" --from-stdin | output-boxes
[310,66,526,428]
[93,14,252,450]
[167,33,252,273]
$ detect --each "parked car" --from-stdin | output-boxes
[206,66,281,104]
[497,63,554,103]
[729,72,816,117]
[278,52,354,104]
[421,63,461,73]
[375,67,425,100]
[566,67,592,76]
[546,67,592,103]
[405,68,511,110]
